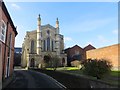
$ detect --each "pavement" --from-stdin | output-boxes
[0,81,2,90]
[2,73,15,89]
[4,69,67,89]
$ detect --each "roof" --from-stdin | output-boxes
[27,24,56,33]
[72,45,82,49]
[64,47,71,51]
[83,44,96,51]
[1,2,18,36]
[41,24,56,30]
[64,45,83,52]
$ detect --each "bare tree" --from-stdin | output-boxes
[51,55,60,71]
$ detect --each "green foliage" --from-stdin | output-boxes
[110,71,120,77]
[81,59,112,79]
[46,67,79,71]
[43,54,60,71]
[50,55,60,71]
[44,55,51,63]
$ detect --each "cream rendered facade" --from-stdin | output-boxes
[21,15,67,68]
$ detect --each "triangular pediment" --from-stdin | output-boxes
[41,24,56,30]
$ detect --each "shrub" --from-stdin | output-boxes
[81,59,112,79]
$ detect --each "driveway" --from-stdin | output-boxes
[5,70,66,89]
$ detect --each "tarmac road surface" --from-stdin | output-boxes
[5,70,66,89]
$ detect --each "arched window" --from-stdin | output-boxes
[43,40,46,51]
[31,40,34,53]
[47,37,50,51]
[47,30,50,36]
[52,40,54,51]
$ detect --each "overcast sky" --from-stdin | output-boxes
[4,1,118,49]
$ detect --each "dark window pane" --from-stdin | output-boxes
[44,40,46,51]
[31,40,34,53]
[47,37,50,51]
[52,40,54,51]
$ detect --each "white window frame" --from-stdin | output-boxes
[5,57,10,78]
[5,34,12,78]
[0,20,6,43]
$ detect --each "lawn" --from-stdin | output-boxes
[46,67,119,86]
[46,67,79,70]
[46,67,120,76]
[110,70,120,77]
[31,67,118,88]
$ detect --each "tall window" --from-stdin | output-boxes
[47,30,50,35]
[47,37,50,51]
[43,40,46,51]
[8,33,12,47]
[41,32,42,37]
[52,40,54,51]
[31,40,34,53]
[0,20,6,43]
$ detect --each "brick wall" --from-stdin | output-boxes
[0,42,2,83]
[65,44,96,66]
[1,2,17,80]
[64,45,84,66]
[69,45,83,58]
[86,44,119,70]
[83,44,96,59]
[0,2,2,83]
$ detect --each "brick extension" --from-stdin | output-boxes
[86,44,119,70]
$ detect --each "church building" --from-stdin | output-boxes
[21,15,67,68]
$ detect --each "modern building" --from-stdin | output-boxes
[21,15,67,68]
[64,44,95,66]
[14,48,22,66]
[14,47,22,54]
[0,1,18,82]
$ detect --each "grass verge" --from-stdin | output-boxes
[41,67,119,86]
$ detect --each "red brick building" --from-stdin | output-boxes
[0,1,18,82]
[64,44,95,66]
[86,44,119,70]
[83,44,96,59]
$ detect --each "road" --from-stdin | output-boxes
[5,70,66,89]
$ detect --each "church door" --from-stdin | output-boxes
[62,58,65,66]
[30,58,35,68]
